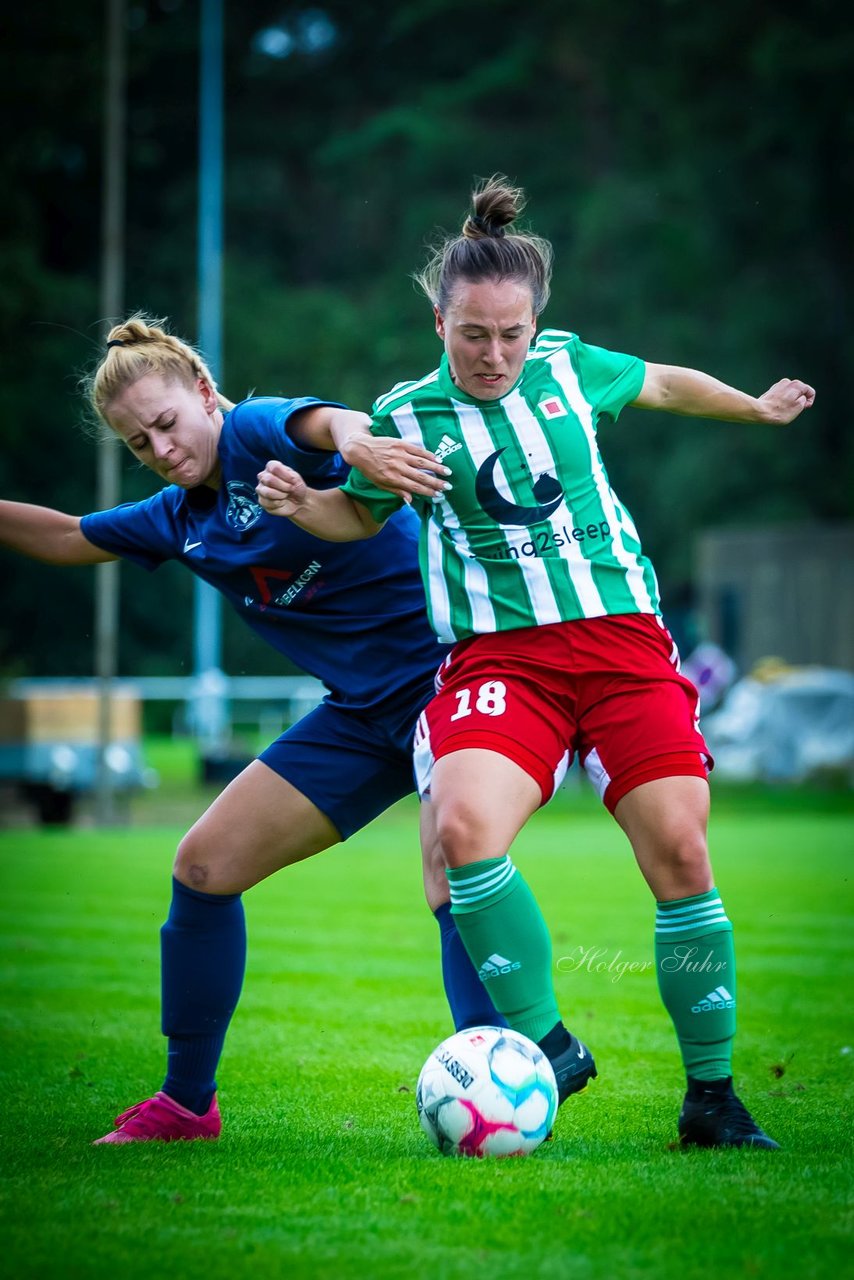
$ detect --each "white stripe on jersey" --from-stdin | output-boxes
[448,400,562,624]
[548,347,657,613]
[614,497,641,543]
[389,402,457,638]
[425,516,460,643]
[613,495,662,602]
[389,400,431,447]
[501,387,605,619]
[373,368,440,416]
[431,398,557,637]
[444,400,546,629]
[387,398,500,640]
[529,329,575,356]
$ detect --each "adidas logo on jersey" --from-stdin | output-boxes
[692,985,735,1013]
[478,953,522,981]
[435,434,463,463]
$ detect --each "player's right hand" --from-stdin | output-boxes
[340,434,452,500]
[256,461,307,517]
[756,377,816,424]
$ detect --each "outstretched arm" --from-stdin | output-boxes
[289,404,450,500]
[633,365,815,425]
[256,461,384,541]
[0,501,117,565]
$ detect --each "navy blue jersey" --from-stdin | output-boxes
[81,396,446,712]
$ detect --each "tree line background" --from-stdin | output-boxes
[1,0,850,680]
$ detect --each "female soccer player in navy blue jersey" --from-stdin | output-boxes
[0,314,500,1143]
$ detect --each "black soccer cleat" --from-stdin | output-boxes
[547,1032,598,1105]
[678,1076,780,1149]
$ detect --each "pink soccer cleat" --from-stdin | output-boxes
[93,1091,221,1144]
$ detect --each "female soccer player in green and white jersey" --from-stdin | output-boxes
[257,176,815,1149]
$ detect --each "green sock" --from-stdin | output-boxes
[655,888,736,1081]
[447,856,559,1044]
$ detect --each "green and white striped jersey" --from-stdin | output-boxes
[343,330,661,643]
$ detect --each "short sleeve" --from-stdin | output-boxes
[228,397,348,485]
[80,490,180,571]
[570,339,645,422]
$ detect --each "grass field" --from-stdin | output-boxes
[0,783,852,1279]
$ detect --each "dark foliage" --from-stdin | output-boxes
[2,0,850,675]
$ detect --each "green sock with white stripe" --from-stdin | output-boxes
[446,856,560,1044]
[655,888,736,1081]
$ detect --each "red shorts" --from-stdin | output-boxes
[413,614,712,813]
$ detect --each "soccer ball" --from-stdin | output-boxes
[416,1026,558,1158]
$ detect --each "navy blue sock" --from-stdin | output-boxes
[434,901,508,1031]
[160,876,246,1115]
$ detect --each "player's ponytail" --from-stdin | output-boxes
[415,175,553,315]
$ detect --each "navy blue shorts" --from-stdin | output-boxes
[257,685,431,840]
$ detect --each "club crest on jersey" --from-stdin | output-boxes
[537,396,568,420]
[226,481,263,531]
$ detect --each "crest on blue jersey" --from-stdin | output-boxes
[226,481,263,531]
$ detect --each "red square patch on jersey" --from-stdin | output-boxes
[538,396,568,420]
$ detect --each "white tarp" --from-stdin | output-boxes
[701,667,854,783]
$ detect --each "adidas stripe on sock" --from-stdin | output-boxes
[447,856,517,912]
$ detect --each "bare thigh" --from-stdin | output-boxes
[173,759,341,894]
[614,774,713,900]
[430,748,541,867]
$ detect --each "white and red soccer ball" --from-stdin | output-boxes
[416,1026,557,1158]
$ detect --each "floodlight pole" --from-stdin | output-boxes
[94,0,127,825]
[191,0,228,756]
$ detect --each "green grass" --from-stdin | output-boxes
[0,788,852,1279]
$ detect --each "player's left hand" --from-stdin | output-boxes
[340,434,452,500]
[756,378,816,424]
[256,461,307,516]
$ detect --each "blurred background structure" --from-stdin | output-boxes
[0,0,851,810]
[697,525,854,673]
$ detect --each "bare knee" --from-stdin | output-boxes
[173,823,249,893]
[173,828,215,891]
[643,825,713,899]
[617,777,713,900]
[662,830,711,881]
[435,800,497,867]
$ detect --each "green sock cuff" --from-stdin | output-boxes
[656,887,720,911]
[447,856,517,914]
[655,888,731,941]
[446,856,510,885]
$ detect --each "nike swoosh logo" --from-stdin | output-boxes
[183,539,202,553]
[577,1046,586,1059]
